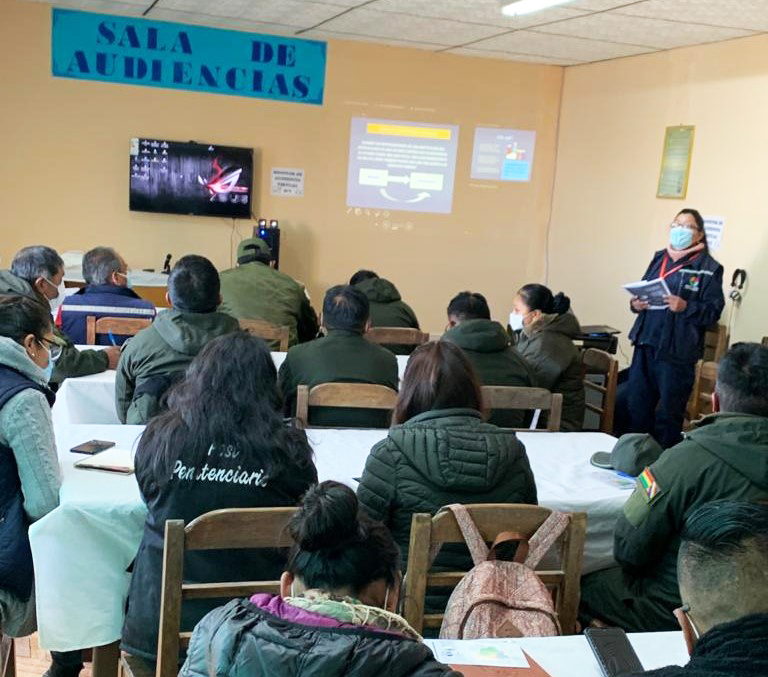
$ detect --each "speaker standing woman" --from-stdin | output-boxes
[626,209,725,449]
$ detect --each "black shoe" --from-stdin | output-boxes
[42,650,83,677]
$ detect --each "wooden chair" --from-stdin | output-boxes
[480,386,563,432]
[581,348,619,434]
[239,318,290,351]
[295,383,398,429]
[120,507,297,677]
[85,315,152,345]
[0,634,14,677]
[365,327,429,350]
[687,360,719,422]
[762,336,768,348]
[702,324,729,363]
[402,504,587,636]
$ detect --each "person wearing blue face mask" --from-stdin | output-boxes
[625,209,725,449]
[57,247,156,346]
[0,295,72,674]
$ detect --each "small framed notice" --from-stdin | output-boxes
[657,125,695,199]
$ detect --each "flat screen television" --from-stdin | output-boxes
[129,137,253,218]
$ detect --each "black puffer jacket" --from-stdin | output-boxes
[357,409,537,573]
[181,598,460,677]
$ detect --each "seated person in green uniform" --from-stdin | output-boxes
[116,255,239,424]
[580,342,768,633]
[278,285,398,428]
[627,500,768,677]
[350,270,419,355]
[0,245,119,384]
[442,291,533,428]
[219,237,318,347]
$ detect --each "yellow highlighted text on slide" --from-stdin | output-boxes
[366,123,452,140]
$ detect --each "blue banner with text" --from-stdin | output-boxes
[51,8,326,105]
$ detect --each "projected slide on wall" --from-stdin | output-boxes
[346,118,459,214]
[470,127,536,182]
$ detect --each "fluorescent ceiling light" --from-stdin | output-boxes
[501,0,577,16]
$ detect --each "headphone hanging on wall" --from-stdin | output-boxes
[730,268,747,303]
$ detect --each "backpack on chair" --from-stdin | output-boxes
[438,503,571,639]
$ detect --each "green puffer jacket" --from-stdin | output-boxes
[115,308,239,424]
[442,319,534,428]
[357,409,537,587]
[513,312,585,432]
[218,262,318,347]
[0,270,108,383]
[353,277,419,355]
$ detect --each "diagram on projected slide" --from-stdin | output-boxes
[346,117,459,214]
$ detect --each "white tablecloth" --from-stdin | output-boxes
[31,425,629,651]
[52,352,411,425]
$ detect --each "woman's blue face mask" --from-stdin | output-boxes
[669,225,695,250]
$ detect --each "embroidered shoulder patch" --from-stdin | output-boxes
[638,467,662,503]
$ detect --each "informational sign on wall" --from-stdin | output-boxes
[703,215,725,250]
[271,168,305,197]
[657,125,695,199]
[51,8,326,105]
[470,127,536,182]
[346,118,459,214]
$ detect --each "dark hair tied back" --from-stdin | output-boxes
[292,481,365,553]
[518,283,571,315]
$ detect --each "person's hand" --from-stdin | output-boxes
[631,297,649,312]
[664,295,688,313]
[104,346,121,370]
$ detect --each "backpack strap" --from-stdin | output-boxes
[433,504,489,566]
[457,595,562,638]
[489,531,529,564]
[524,511,571,569]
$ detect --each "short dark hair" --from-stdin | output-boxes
[322,285,369,332]
[82,247,122,286]
[393,341,483,424]
[679,501,768,631]
[11,246,64,284]
[518,283,571,315]
[349,270,379,286]
[287,480,400,593]
[167,255,220,313]
[715,343,768,416]
[447,291,491,321]
[0,294,53,344]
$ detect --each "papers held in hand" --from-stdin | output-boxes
[623,278,671,310]
[74,448,134,475]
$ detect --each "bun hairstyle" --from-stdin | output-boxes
[287,481,400,594]
[518,283,571,316]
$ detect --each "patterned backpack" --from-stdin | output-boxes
[438,504,571,639]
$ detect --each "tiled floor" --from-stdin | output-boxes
[14,634,92,677]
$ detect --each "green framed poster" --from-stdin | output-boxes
[657,125,695,199]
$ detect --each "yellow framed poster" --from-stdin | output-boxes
[657,125,695,199]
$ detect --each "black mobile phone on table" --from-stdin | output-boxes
[585,627,644,677]
[70,440,116,455]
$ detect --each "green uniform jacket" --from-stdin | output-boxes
[277,329,398,428]
[116,308,239,424]
[0,270,108,383]
[353,277,419,355]
[513,312,585,432]
[615,413,768,619]
[357,408,537,609]
[442,319,534,428]
[218,262,318,347]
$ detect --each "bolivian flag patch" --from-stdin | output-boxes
[639,468,661,503]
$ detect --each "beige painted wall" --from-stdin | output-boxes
[0,0,563,333]
[549,35,768,363]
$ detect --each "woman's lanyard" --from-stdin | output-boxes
[659,252,701,280]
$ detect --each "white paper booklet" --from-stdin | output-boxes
[74,448,135,474]
[623,277,671,310]
[423,638,529,668]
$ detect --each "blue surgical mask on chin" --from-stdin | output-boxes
[670,226,694,250]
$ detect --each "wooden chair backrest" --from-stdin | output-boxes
[0,633,15,677]
[581,348,619,434]
[294,383,398,428]
[480,386,563,432]
[239,319,290,351]
[687,360,719,422]
[702,324,729,363]
[155,507,296,677]
[365,327,429,348]
[85,315,152,345]
[402,504,586,636]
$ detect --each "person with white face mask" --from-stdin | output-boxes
[625,209,725,449]
[0,245,120,384]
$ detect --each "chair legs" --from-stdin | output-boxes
[0,635,15,677]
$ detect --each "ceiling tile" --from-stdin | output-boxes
[300,28,445,50]
[157,0,343,29]
[316,6,505,44]
[369,0,590,30]
[469,29,652,60]
[567,0,645,10]
[613,0,768,32]
[148,8,297,36]
[447,46,582,65]
[534,12,753,49]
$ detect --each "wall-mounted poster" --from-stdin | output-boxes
[657,125,695,199]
